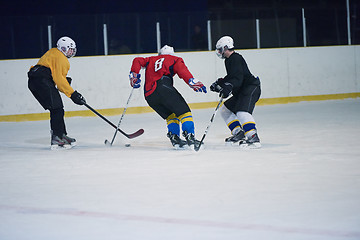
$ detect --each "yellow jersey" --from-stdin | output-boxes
[36,48,75,97]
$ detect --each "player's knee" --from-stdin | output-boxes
[220,105,233,120]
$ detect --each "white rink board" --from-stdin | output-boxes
[287,46,358,96]
[0,45,359,116]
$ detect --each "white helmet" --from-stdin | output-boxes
[159,45,175,55]
[57,36,77,58]
[215,36,234,59]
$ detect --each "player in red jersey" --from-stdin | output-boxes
[129,45,207,149]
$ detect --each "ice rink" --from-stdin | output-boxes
[0,99,360,240]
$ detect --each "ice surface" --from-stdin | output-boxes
[1,99,360,240]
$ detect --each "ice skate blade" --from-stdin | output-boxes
[239,142,261,149]
[51,144,73,150]
[225,141,241,147]
[173,144,190,150]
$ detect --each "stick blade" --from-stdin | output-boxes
[104,139,112,146]
[194,141,203,151]
[126,129,144,139]
[194,145,201,151]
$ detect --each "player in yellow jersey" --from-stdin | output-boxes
[28,36,86,150]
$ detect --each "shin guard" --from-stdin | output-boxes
[236,111,257,137]
[179,112,195,134]
[220,105,241,135]
[166,113,180,136]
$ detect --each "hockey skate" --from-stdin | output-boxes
[225,129,245,146]
[61,134,77,146]
[167,132,187,150]
[51,134,73,150]
[239,132,261,149]
[183,131,202,150]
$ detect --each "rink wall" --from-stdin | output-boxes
[0,45,359,121]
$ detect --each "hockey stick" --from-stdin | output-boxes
[194,97,224,151]
[105,87,135,146]
[83,102,144,139]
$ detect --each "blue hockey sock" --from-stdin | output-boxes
[166,113,180,135]
[179,112,195,134]
[242,122,256,136]
[227,119,241,135]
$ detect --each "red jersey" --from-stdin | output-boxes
[131,54,193,96]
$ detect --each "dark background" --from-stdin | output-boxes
[0,0,349,16]
[0,0,359,59]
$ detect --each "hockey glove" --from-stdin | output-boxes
[129,71,141,88]
[219,82,233,98]
[71,91,86,105]
[210,78,224,93]
[210,82,221,93]
[66,77,72,85]
[188,78,207,93]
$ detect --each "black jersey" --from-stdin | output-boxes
[223,52,260,95]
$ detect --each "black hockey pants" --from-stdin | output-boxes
[224,84,261,114]
[28,65,67,137]
[145,76,191,120]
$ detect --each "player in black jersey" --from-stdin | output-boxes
[210,36,261,148]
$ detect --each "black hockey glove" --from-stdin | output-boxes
[66,77,72,85]
[210,78,224,93]
[71,91,86,105]
[210,82,222,93]
[219,82,233,98]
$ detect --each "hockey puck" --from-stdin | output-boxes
[125,144,131,147]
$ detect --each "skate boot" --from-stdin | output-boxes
[239,132,261,149]
[182,131,202,150]
[61,134,77,146]
[51,134,72,150]
[225,129,245,145]
[167,132,187,149]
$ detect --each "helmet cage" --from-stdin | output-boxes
[215,45,228,59]
[62,47,77,58]
[215,36,234,59]
[57,36,77,58]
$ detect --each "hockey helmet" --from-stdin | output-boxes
[159,45,175,55]
[215,36,234,59]
[57,36,77,58]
